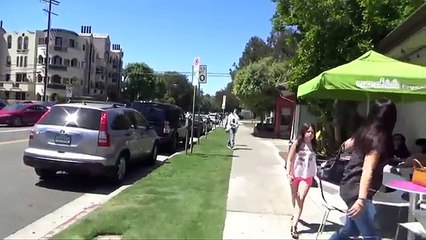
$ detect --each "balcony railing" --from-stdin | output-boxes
[12,83,20,88]
[16,49,29,53]
[47,83,66,90]
[53,46,67,52]
[49,64,67,71]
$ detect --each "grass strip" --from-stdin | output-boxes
[53,129,232,240]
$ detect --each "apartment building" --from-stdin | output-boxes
[0,22,124,101]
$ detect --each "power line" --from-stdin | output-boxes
[41,0,60,101]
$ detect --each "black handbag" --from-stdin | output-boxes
[318,146,348,185]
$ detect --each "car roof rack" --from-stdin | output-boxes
[67,99,125,108]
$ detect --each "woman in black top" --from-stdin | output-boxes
[330,98,397,240]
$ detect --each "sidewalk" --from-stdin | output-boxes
[222,125,344,239]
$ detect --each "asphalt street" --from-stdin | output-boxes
[0,127,83,238]
[0,126,174,239]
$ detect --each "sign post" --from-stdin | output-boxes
[66,85,73,99]
[189,57,200,153]
[221,95,226,127]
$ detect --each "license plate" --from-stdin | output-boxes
[54,134,71,145]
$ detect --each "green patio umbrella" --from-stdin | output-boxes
[297,50,426,102]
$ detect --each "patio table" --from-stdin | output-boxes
[384,178,426,239]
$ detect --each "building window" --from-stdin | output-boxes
[16,56,19,67]
[55,37,62,46]
[70,58,78,67]
[69,39,75,48]
[6,56,11,67]
[7,35,12,48]
[5,74,11,81]
[17,37,22,50]
[19,56,23,67]
[38,55,44,64]
[37,74,43,83]
[23,37,29,50]
[15,92,26,100]
[82,45,85,51]
[24,56,27,67]
[38,37,44,45]
[51,74,61,84]
[16,73,27,82]
[52,55,62,65]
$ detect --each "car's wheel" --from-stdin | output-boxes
[111,155,127,184]
[12,117,22,127]
[35,168,56,180]
[146,143,158,166]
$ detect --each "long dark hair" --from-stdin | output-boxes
[353,98,397,158]
[393,133,411,158]
[295,123,317,152]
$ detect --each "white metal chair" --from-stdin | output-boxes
[314,175,347,240]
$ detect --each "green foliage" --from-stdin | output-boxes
[158,72,194,111]
[124,63,157,101]
[272,0,423,153]
[214,82,240,112]
[233,57,286,116]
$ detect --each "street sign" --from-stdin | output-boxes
[193,57,200,71]
[192,57,201,86]
[221,95,226,110]
[66,85,73,98]
[199,65,207,84]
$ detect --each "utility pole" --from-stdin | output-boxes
[42,0,59,102]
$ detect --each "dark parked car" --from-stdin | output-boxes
[0,100,7,110]
[129,102,189,153]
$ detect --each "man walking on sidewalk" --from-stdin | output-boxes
[225,108,239,149]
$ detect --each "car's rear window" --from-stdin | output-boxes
[131,103,166,123]
[38,106,102,130]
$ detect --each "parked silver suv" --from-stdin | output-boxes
[23,102,159,183]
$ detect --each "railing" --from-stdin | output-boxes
[49,64,67,71]
[16,49,29,53]
[53,46,67,52]
[47,83,66,90]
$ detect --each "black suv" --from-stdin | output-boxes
[129,102,189,153]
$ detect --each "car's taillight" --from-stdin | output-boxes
[30,110,50,140]
[163,120,170,134]
[97,111,110,147]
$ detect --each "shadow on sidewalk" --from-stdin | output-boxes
[233,147,252,151]
[191,153,237,158]
[298,219,341,234]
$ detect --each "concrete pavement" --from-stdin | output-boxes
[223,125,344,239]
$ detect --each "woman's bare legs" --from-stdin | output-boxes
[290,180,311,239]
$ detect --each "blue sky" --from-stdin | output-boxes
[0,0,276,95]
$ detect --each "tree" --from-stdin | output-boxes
[159,72,193,111]
[233,57,280,119]
[230,36,272,80]
[123,63,156,101]
[272,0,423,153]
[266,28,298,61]
[214,82,240,112]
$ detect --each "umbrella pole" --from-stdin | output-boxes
[366,93,370,115]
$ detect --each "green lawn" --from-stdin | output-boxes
[53,129,233,240]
